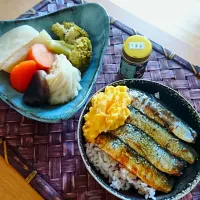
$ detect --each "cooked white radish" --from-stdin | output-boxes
[2,30,52,73]
[0,25,39,70]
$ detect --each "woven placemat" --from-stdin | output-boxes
[0,0,199,199]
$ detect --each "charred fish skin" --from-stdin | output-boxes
[111,124,185,176]
[95,133,172,193]
[129,89,197,143]
[126,106,198,164]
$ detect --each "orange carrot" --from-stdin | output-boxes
[10,60,38,93]
[27,44,55,70]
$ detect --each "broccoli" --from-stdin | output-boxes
[51,23,67,41]
[50,22,92,72]
[46,37,92,72]
[52,22,89,44]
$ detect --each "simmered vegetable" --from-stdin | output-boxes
[51,22,88,44]
[2,30,52,73]
[27,44,55,70]
[46,54,82,105]
[23,70,49,107]
[46,37,92,72]
[51,22,92,72]
[0,25,39,69]
[1,22,87,106]
[10,60,38,93]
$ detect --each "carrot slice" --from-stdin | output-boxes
[27,44,55,70]
[10,60,38,93]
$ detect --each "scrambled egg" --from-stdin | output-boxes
[83,85,131,143]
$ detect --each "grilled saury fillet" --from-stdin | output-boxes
[129,89,197,143]
[111,124,185,175]
[126,106,198,164]
[95,133,172,193]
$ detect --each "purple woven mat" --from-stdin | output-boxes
[0,0,199,199]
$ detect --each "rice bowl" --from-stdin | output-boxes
[77,79,200,200]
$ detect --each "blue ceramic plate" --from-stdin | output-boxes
[78,79,200,200]
[0,3,109,123]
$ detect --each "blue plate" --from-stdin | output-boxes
[0,3,110,123]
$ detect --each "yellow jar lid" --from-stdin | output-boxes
[123,35,152,59]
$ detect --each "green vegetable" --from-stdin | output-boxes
[46,38,92,72]
[49,22,92,72]
[46,40,71,55]
[52,22,88,44]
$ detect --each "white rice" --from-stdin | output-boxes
[86,143,156,200]
[154,92,160,99]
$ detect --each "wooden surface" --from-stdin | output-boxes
[1,0,200,64]
[0,0,41,20]
[88,0,200,66]
[110,0,200,50]
[0,156,43,200]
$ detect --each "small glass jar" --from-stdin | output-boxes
[120,35,152,79]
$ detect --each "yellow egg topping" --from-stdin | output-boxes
[83,85,131,143]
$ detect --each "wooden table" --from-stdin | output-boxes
[88,0,200,66]
[1,0,200,65]
[0,156,43,200]
[0,0,40,20]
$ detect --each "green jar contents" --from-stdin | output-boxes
[120,35,152,79]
